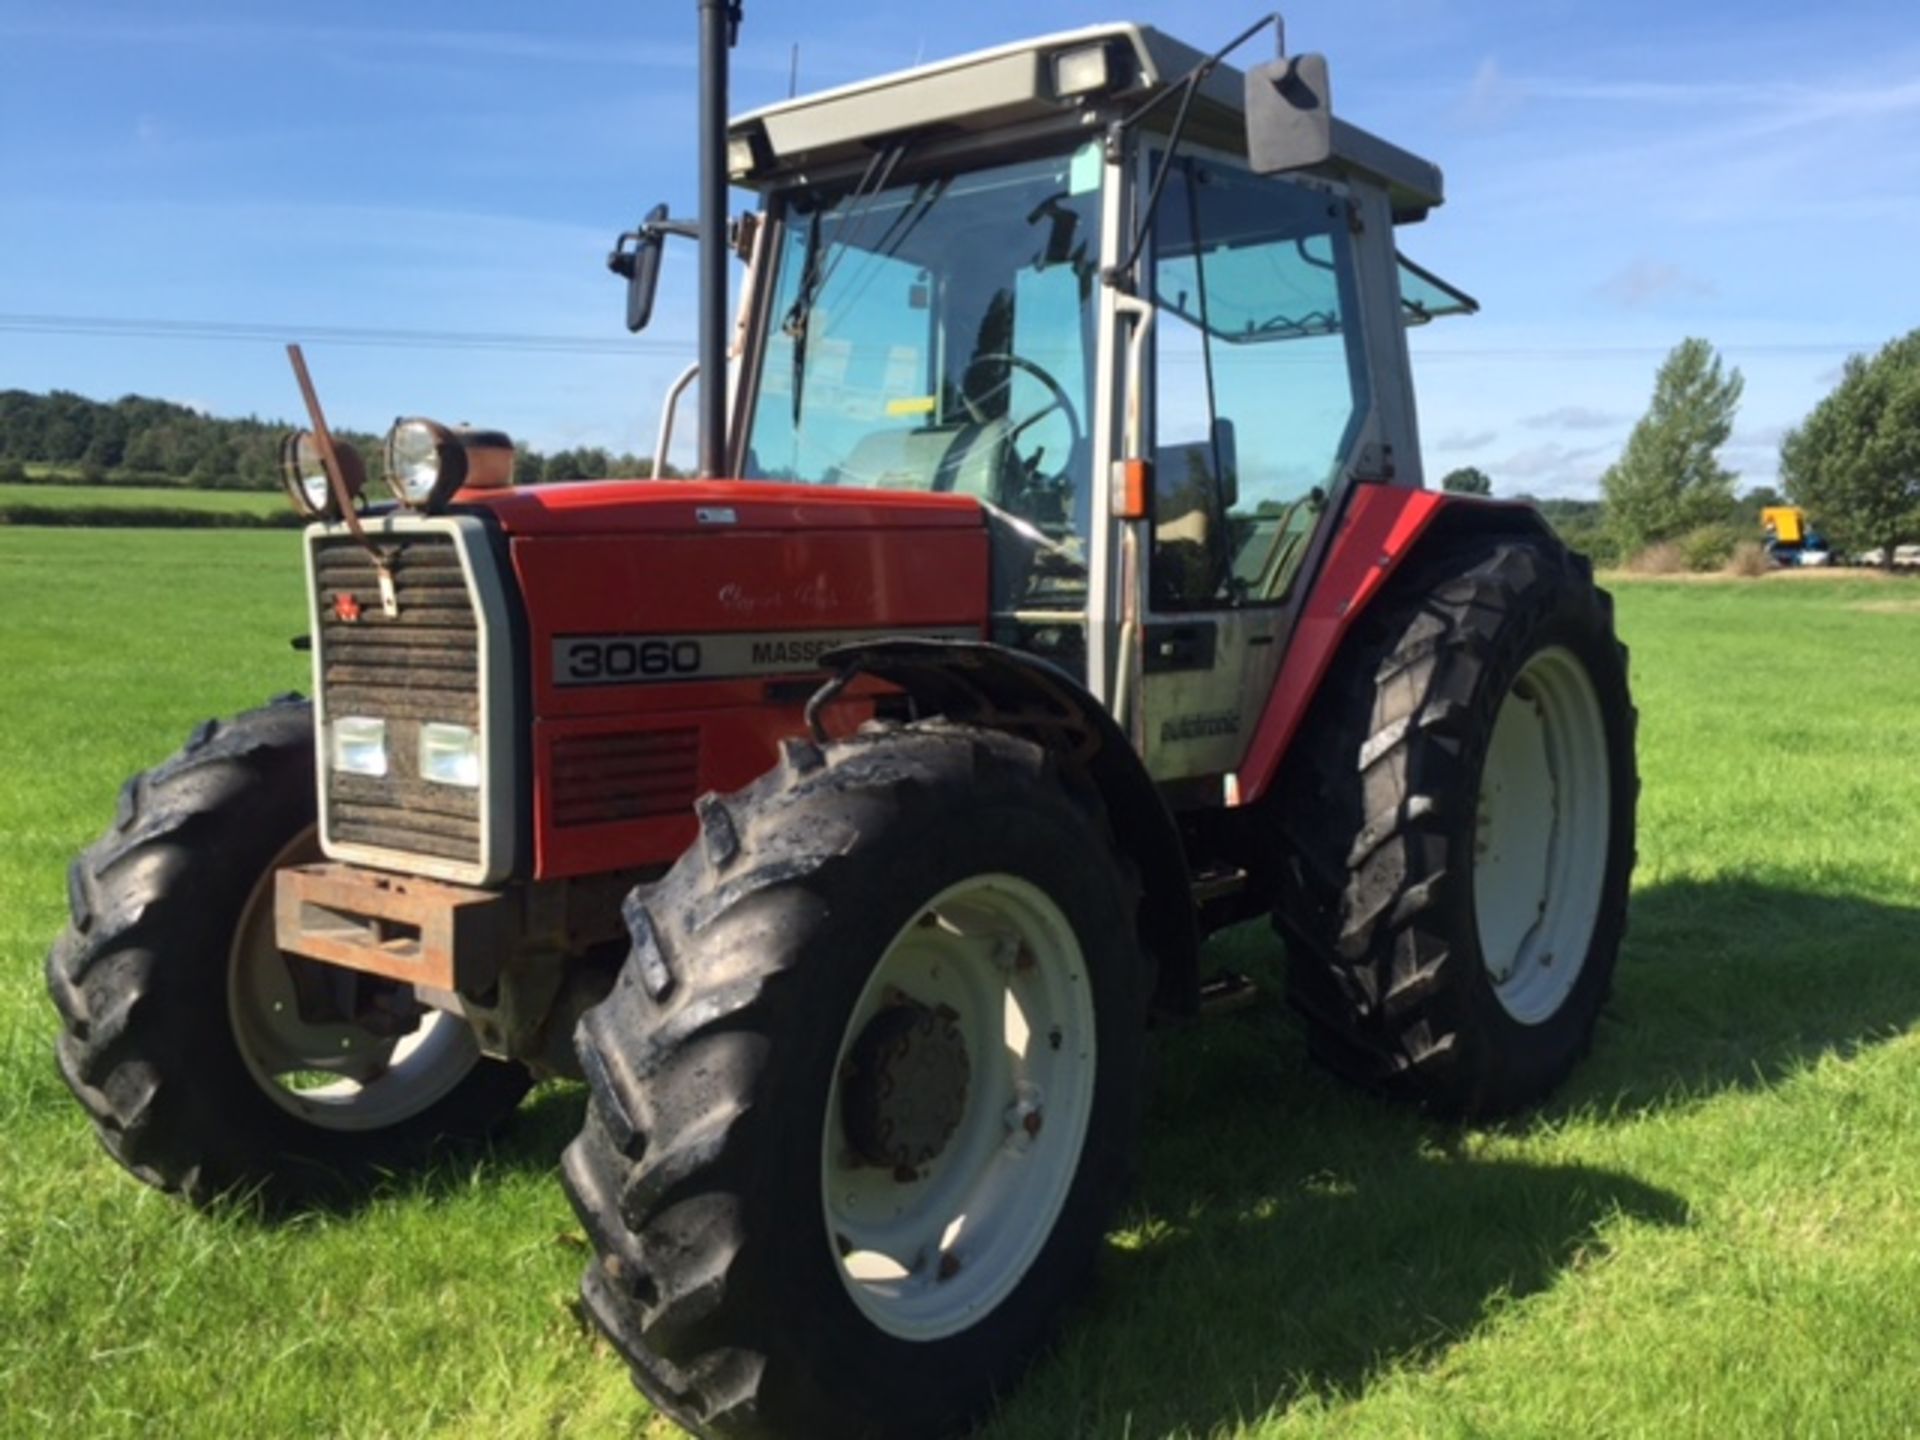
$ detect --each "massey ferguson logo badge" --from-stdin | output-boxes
[333,593,362,623]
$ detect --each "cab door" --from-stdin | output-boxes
[1134,148,1379,789]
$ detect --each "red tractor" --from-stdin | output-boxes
[48,11,1635,1439]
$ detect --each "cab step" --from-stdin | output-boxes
[1189,863,1248,905]
[1197,969,1262,1015]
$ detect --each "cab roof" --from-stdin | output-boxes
[730,23,1445,220]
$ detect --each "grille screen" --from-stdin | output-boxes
[315,536,483,865]
[550,729,700,827]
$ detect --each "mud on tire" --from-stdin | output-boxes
[563,722,1150,1440]
[46,696,530,1208]
[1272,534,1637,1117]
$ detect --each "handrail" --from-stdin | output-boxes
[653,361,700,479]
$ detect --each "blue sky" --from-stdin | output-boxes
[2,0,1916,495]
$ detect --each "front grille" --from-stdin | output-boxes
[314,535,483,866]
[551,729,700,827]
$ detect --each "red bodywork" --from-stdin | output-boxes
[459,477,1499,880]
[470,480,989,879]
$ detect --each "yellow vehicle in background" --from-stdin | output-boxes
[1762,504,1832,567]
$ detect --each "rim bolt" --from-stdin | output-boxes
[1023,1109,1044,1139]
[937,1251,961,1282]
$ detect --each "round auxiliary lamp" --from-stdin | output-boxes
[277,429,366,521]
[383,419,515,512]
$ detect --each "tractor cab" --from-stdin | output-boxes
[654,24,1477,779]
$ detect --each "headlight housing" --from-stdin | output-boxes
[384,418,467,510]
[383,419,516,512]
[278,430,365,520]
[330,716,389,778]
[418,722,482,788]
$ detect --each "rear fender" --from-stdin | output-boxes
[817,639,1200,1016]
[1237,485,1559,805]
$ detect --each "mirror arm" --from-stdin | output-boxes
[1099,12,1285,292]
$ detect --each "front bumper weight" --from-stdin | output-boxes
[274,863,510,995]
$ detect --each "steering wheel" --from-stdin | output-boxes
[957,352,1085,457]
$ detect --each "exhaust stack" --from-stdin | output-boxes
[696,1,740,479]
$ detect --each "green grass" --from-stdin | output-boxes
[4,535,1919,1438]
[0,481,287,516]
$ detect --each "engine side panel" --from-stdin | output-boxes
[511,525,990,878]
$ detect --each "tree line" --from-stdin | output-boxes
[1440,329,1920,568]
[0,389,675,490]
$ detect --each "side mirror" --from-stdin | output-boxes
[608,202,674,334]
[1244,52,1334,176]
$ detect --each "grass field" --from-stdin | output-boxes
[3,531,1919,1439]
[0,481,287,518]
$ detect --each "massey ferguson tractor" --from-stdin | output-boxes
[48,10,1635,1438]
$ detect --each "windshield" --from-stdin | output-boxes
[744,145,1105,608]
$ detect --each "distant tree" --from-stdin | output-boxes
[1440,465,1492,496]
[512,448,544,487]
[1741,484,1784,512]
[1602,338,1744,555]
[1781,330,1920,567]
[544,449,588,483]
[0,457,25,483]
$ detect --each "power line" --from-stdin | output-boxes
[0,311,1877,364]
[0,313,695,357]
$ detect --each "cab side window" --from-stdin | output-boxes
[1150,156,1370,610]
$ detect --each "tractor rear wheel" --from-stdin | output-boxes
[46,696,530,1208]
[564,723,1148,1439]
[1273,534,1636,1116]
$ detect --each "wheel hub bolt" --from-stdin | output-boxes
[937,1251,961,1281]
[1004,1086,1044,1147]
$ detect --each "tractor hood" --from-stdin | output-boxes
[455,478,985,537]
[472,477,993,879]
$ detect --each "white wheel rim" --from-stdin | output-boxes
[821,873,1097,1343]
[1473,645,1612,1026]
[227,830,482,1132]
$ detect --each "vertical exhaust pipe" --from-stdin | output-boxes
[696,1,739,479]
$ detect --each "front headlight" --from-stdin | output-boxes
[418,722,481,788]
[384,417,468,510]
[279,430,365,520]
[330,716,389,778]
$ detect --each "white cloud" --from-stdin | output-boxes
[1489,441,1616,499]
[1460,56,1524,127]
[1521,405,1625,431]
[1433,427,1498,452]
[1594,260,1717,309]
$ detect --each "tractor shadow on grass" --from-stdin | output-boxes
[1541,876,1920,1123]
[225,1082,592,1222]
[984,1003,1690,1439]
[987,876,1920,1439]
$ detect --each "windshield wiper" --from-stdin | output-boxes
[781,141,912,422]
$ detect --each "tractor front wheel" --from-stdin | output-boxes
[46,696,530,1208]
[564,723,1148,1439]
[1273,534,1636,1116]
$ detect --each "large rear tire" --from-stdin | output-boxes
[46,696,531,1208]
[1272,534,1636,1116]
[563,723,1148,1439]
